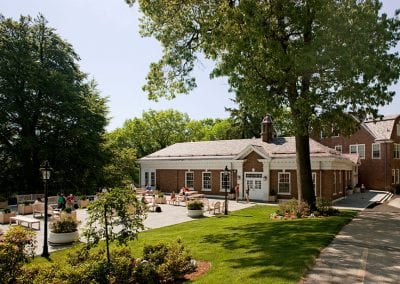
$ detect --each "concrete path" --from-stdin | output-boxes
[302,192,400,284]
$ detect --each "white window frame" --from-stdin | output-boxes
[144,171,156,187]
[278,172,291,195]
[220,172,230,192]
[394,144,400,159]
[312,172,317,196]
[185,171,194,189]
[333,171,337,195]
[334,145,342,153]
[202,172,212,191]
[372,143,381,159]
[350,144,365,159]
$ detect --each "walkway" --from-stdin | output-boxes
[302,191,400,284]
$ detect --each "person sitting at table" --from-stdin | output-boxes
[34,197,43,204]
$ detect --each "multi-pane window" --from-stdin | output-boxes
[394,144,400,159]
[185,172,194,189]
[393,169,397,184]
[220,172,230,192]
[372,143,381,159]
[278,172,290,194]
[397,123,400,136]
[350,144,365,159]
[335,145,342,153]
[202,172,212,191]
[312,172,317,196]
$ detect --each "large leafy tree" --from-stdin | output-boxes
[0,15,108,195]
[128,0,400,208]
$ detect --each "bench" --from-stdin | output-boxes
[10,216,40,230]
[32,203,55,218]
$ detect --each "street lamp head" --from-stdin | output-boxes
[40,160,53,180]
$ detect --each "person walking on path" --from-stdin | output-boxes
[245,186,250,203]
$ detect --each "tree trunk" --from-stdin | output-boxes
[295,134,316,211]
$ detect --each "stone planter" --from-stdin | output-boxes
[228,193,235,200]
[0,212,16,224]
[18,204,33,215]
[79,199,89,208]
[347,189,353,195]
[187,209,204,218]
[48,230,79,245]
[268,195,277,202]
[353,187,360,193]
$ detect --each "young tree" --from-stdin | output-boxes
[127,0,400,209]
[0,15,108,194]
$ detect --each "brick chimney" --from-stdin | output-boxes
[261,115,273,143]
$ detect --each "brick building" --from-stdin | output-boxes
[317,114,400,191]
[139,116,359,202]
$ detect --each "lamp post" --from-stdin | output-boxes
[39,160,52,258]
[224,165,229,215]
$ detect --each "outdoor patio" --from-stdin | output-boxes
[0,197,260,255]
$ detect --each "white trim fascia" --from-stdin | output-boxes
[234,144,270,160]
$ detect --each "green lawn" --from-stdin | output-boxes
[31,205,356,283]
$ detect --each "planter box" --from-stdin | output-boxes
[48,230,79,245]
[0,212,16,224]
[187,209,204,218]
[268,195,277,202]
[79,199,89,208]
[18,204,33,215]
[347,189,353,195]
[228,193,235,200]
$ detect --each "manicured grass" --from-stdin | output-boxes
[30,205,356,283]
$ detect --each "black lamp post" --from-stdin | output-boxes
[39,160,52,258]
[224,165,229,215]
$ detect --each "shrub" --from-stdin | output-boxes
[140,238,196,283]
[278,198,310,217]
[316,197,339,216]
[187,200,204,210]
[1,208,11,214]
[50,215,78,233]
[0,226,36,283]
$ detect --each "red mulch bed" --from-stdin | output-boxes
[183,261,211,281]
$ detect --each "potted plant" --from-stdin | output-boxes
[79,195,89,208]
[187,200,204,218]
[18,201,33,215]
[268,189,277,202]
[155,192,167,204]
[48,215,79,245]
[61,207,77,221]
[0,196,8,209]
[0,208,16,224]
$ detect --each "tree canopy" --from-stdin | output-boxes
[0,15,108,195]
[128,0,400,208]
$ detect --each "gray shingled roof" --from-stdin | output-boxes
[364,114,399,141]
[141,137,348,161]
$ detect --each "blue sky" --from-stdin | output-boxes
[1,0,399,131]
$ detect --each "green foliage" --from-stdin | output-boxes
[140,238,196,283]
[187,200,204,210]
[278,198,310,217]
[83,187,147,247]
[0,15,108,195]
[315,197,340,216]
[50,215,78,233]
[0,226,37,283]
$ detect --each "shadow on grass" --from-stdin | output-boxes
[201,211,356,283]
